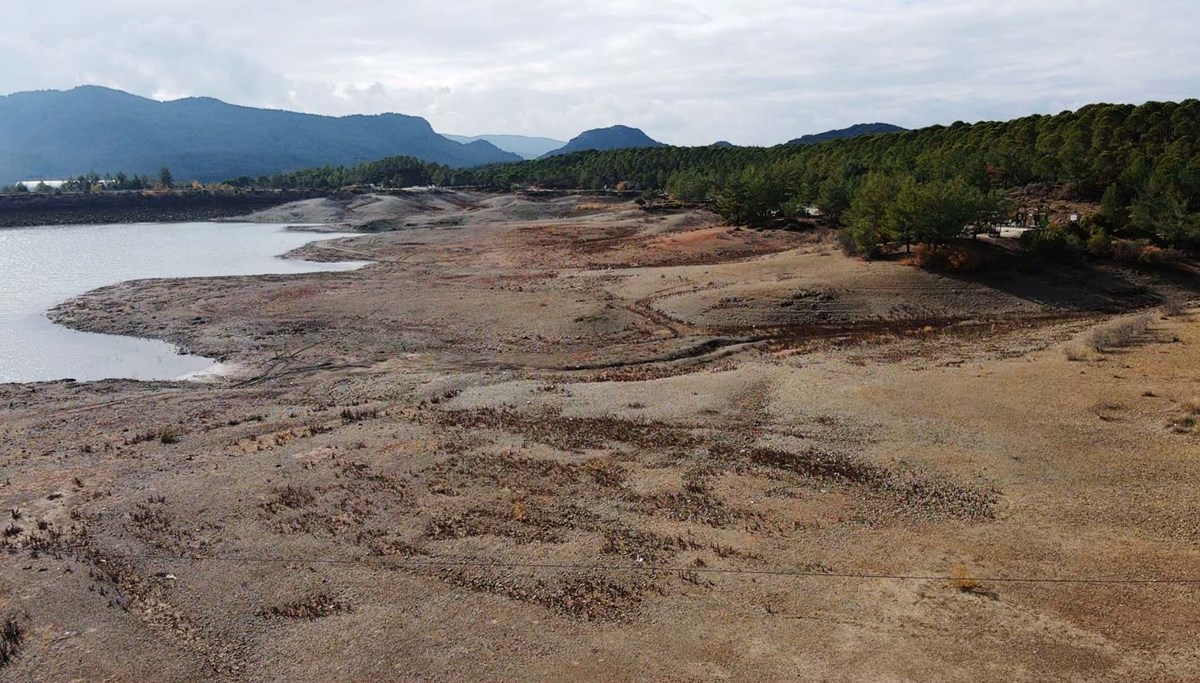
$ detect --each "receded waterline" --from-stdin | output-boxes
[0,222,366,384]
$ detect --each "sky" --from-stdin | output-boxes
[2,0,1198,146]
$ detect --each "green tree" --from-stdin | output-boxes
[815,174,853,225]
[843,172,901,254]
[1130,183,1188,242]
[891,178,987,248]
[159,167,175,189]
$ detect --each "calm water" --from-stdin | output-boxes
[0,222,365,383]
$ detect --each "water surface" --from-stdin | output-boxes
[0,222,363,383]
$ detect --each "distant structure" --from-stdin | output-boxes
[17,180,65,190]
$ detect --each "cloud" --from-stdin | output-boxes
[1,0,1197,145]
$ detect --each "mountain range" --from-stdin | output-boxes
[442,134,566,160]
[0,86,521,183]
[786,122,906,145]
[539,125,667,158]
[0,86,909,182]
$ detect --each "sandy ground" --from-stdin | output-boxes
[2,191,1199,682]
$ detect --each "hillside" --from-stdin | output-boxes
[787,122,906,145]
[462,100,1200,251]
[540,125,665,158]
[0,86,521,182]
[442,134,566,160]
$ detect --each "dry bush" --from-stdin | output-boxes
[1162,298,1188,317]
[258,592,351,620]
[950,566,981,593]
[1112,239,1186,270]
[911,244,987,273]
[950,566,998,599]
[1139,244,1185,269]
[158,428,180,444]
[0,617,24,667]
[1087,315,1151,352]
[1111,239,1146,264]
[340,406,381,424]
[260,485,315,514]
[1168,399,1200,435]
[1063,344,1090,362]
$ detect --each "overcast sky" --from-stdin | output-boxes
[2,1,1198,145]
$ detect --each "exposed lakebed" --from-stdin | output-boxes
[0,221,363,383]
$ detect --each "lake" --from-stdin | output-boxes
[0,222,364,384]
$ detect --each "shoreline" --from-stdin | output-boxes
[0,188,334,228]
[7,221,367,387]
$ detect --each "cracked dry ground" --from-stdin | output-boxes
[2,193,1199,682]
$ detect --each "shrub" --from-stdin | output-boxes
[1087,315,1152,352]
[1139,244,1185,269]
[158,428,180,444]
[1167,401,1198,434]
[1111,239,1146,264]
[911,244,986,272]
[0,617,23,667]
[1063,344,1090,362]
[1162,298,1187,317]
[1112,239,1186,269]
[257,593,351,620]
[1086,231,1113,258]
[1021,228,1083,260]
[951,566,982,593]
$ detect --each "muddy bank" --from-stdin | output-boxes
[0,189,332,228]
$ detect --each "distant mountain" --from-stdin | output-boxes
[787,122,906,145]
[540,125,666,158]
[0,86,521,183]
[442,134,566,160]
[710,141,735,148]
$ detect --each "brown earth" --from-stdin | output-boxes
[1,191,1198,682]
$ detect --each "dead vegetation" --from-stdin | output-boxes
[951,566,998,599]
[710,444,997,521]
[1086,315,1152,352]
[424,407,698,452]
[1167,399,1200,435]
[0,617,24,668]
[258,593,352,621]
[1162,298,1188,317]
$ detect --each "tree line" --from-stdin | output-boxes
[458,99,1200,252]
[2,167,177,193]
[223,156,465,190]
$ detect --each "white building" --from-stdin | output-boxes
[16,180,67,190]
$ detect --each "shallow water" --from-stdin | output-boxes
[0,222,364,383]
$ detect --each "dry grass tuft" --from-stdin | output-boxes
[340,406,382,424]
[951,566,981,593]
[1168,399,1200,435]
[950,566,998,599]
